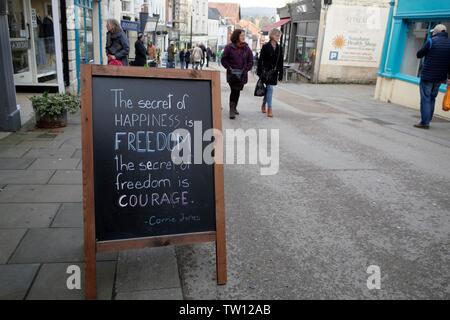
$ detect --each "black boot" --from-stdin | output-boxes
[229,102,236,119]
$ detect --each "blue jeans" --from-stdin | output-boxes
[419,80,441,125]
[263,85,273,108]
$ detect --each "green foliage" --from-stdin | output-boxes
[29,92,80,117]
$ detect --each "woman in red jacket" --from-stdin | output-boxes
[221,29,254,119]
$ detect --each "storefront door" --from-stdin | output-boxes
[8,0,33,84]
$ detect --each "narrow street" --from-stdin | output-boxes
[176,69,450,299]
[1,69,449,300]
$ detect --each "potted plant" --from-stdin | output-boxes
[30,92,80,128]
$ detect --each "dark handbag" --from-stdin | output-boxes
[254,78,266,97]
[229,68,243,83]
[261,69,276,83]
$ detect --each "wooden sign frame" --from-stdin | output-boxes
[81,64,226,300]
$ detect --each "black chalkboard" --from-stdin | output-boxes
[91,76,216,241]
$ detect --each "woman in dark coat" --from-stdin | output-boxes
[132,34,147,66]
[105,19,130,66]
[257,28,284,117]
[221,29,253,119]
[179,49,185,69]
[184,49,191,69]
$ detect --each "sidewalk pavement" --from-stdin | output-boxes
[1,68,449,299]
[0,96,183,300]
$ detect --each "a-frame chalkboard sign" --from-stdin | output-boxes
[81,64,226,299]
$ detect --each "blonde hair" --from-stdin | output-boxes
[107,19,122,34]
[269,28,282,41]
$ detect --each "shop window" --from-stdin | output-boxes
[401,21,450,78]
[122,1,132,13]
[306,22,319,37]
[7,0,30,81]
[296,36,316,78]
[76,5,94,64]
[7,0,58,85]
[401,21,429,77]
[298,22,307,36]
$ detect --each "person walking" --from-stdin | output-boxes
[217,49,223,67]
[415,24,450,129]
[192,44,203,70]
[146,41,157,67]
[185,49,191,69]
[221,29,253,119]
[167,42,176,68]
[199,43,207,69]
[105,19,129,66]
[179,49,186,69]
[131,34,146,66]
[206,46,213,67]
[257,28,284,118]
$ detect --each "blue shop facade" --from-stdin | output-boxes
[375,0,450,117]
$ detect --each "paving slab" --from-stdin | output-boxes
[23,147,77,159]
[16,140,64,149]
[0,203,59,228]
[0,185,82,203]
[0,158,35,170]
[0,264,40,300]
[0,229,27,264]
[51,203,82,228]
[9,228,84,264]
[59,138,81,149]
[48,170,82,185]
[0,146,31,158]
[28,158,80,170]
[71,149,82,159]
[0,170,54,184]
[0,135,26,145]
[26,262,116,300]
[115,247,181,293]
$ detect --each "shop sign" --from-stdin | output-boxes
[321,5,389,67]
[120,20,140,32]
[10,39,30,51]
[31,9,37,28]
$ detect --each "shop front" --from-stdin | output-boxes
[7,0,64,92]
[376,0,450,118]
[6,0,105,93]
[276,0,321,80]
[290,0,320,80]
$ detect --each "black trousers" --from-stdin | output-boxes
[230,89,240,105]
[229,82,243,106]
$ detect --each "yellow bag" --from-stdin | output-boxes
[443,85,450,112]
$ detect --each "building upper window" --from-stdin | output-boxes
[122,1,131,12]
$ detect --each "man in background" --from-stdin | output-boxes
[415,24,450,129]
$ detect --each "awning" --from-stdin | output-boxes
[262,18,291,33]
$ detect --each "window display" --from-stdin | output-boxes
[76,4,94,64]
[7,0,58,85]
[401,20,450,78]
[7,0,31,83]
[295,21,319,79]
[33,0,56,82]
